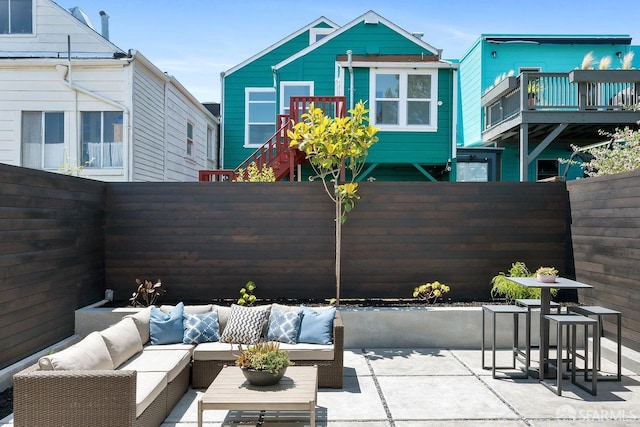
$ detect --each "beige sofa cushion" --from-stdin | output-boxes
[135,371,167,418]
[124,307,151,345]
[192,341,334,362]
[160,304,213,315]
[38,332,113,371]
[120,348,191,383]
[101,317,144,368]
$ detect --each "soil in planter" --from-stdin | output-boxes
[0,387,12,420]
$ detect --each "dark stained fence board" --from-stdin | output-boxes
[104,181,569,305]
[568,169,640,352]
[0,163,106,370]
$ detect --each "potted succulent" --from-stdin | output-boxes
[234,341,293,386]
[536,266,558,283]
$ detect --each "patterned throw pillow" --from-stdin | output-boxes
[266,308,302,344]
[183,311,220,344]
[219,304,270,344]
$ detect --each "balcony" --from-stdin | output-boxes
[482,71,640,146]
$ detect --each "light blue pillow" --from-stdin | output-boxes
[149,302,184,345]
[298,306,336,345]
[183,311,220,344]
[267,308,302,344]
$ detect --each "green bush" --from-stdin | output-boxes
[490,262,557,303]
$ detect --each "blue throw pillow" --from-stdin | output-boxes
[149,302,184,345]
[267,308,302,344]
[298,306,336,345]
[183,311,220,344]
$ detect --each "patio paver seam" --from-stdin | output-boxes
[450,349,533,426]
[362,348,396,426]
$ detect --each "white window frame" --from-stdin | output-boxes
[186,120,194,157]
[81,111,124,169]
[0,0,34,35]
[280,81,314,115]
[369,68,438,132]
[309,27,334,44]
[245,87,276,148]
[21,111,64,170]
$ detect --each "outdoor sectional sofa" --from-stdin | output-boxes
[13,303,344,427]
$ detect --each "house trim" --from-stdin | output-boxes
[273,10,449,72]
[223,17,339,78]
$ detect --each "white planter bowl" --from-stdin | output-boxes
[536,273,557,283]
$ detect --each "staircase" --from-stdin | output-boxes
[199,96,346,182]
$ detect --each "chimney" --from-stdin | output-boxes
[99,10,109,40]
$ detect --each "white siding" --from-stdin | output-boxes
[164,84,209,182]
[1,0,118,55]
[131,61,166,181]
[0,60,130,179]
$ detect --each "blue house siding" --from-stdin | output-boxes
[274,19,454,179]
[222,24,334,169]
[459,34,637,181]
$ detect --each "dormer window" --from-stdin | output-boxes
[0,0,33,34]
[309,27,334,45]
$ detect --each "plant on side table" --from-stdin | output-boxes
[536,266,558,283]
[491,261,557,303]
[234,341,293,386]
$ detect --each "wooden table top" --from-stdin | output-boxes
[201,366,318,408]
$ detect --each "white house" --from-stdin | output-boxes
[0,0,219,181]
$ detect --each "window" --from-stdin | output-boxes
[81,111,123,168]
[245,88,275,146]
[186,121,194,156]
[280,82,313,115]
[309,28,334,44]
[0,0,33,34]
[21,111,64,170]
[537,159,559,181]
[370,69,437,131]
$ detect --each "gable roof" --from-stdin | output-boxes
[48,0,125,55]
[273,10,448,71]
[222,16,339,77]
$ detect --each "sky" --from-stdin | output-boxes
[59,0,640,103]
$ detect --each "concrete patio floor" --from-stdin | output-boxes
[2,348,639,426]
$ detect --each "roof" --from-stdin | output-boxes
[222,16,339,78]
[273,10,448,71]
[481,34,632,45]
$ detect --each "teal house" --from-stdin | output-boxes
[214,11,459,182]
[459,35,640,181]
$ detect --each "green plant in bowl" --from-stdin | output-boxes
[491,262,557,303]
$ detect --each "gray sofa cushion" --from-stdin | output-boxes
[38,331,113,371]
[124,307,151,345]
[192,342,334,361]
[135,371,167,418]
[120,348,191,383]
[101,317,144,368]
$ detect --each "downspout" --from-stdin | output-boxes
[451,67,458,181]
[347,50,354,110]
[56,36,131,177]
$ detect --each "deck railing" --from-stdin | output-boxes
[483,71,640,130]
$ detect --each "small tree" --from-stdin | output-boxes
[288,101,378,305]
[583,124,640,176]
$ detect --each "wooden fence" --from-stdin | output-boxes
[567,170,640,352]
[0,163,106,369]
[104,181,570,304]
[1,163,574,370]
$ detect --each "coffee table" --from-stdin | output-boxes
[198,365,318,427]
